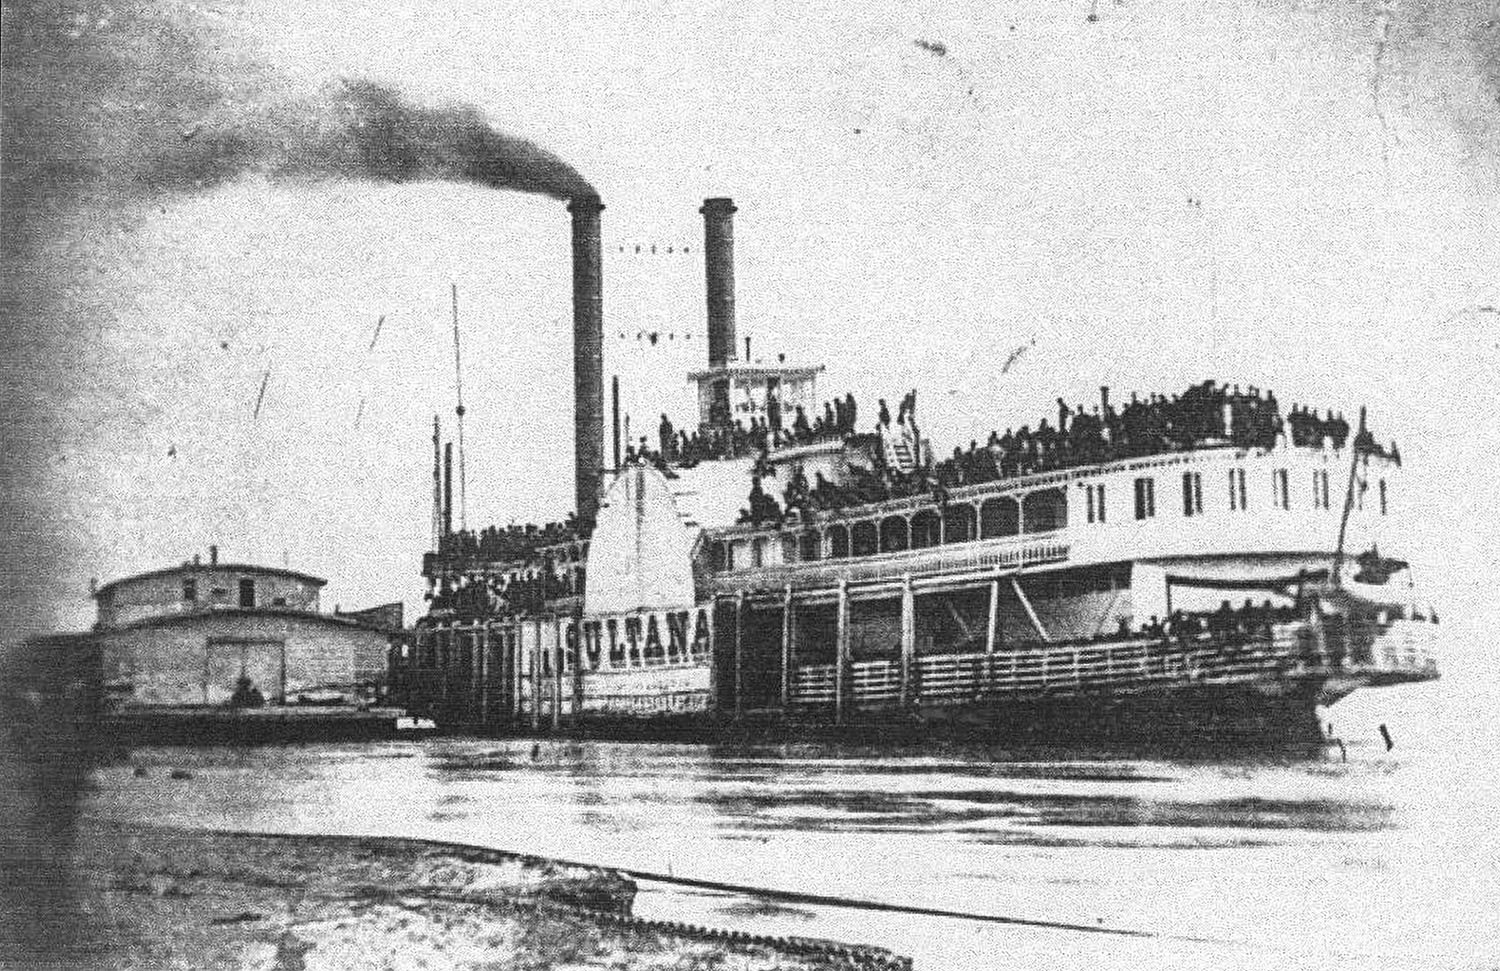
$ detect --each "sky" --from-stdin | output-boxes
[2,0,1499,646]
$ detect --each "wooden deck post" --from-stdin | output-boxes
[552,618,563,731]
[476,626,489,730]
[836,579,851,725]
[984,573,1000,694]
[734,591,746,719]
[530,618,542,731]
[899,575,915,708]
[780,585,795,709]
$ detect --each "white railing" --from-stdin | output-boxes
[784,620,1439,711]
[714,536,1068,594]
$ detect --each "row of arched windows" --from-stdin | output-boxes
[709,488,1068,571]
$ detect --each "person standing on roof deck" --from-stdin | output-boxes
[844,393,857,433]
[878,398,891,429]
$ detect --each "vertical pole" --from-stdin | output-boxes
[780,585,794,709]
[612,375,622,472]
[553,619,564,731]
[480,630,492,729]
[531,618,542,731]
[984,573,1000,694]
[734,591,747,719]
[899,575,915,708]
[469,627,482,729]
[836,579,851,725]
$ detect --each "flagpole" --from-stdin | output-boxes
[1331,405,1367,588]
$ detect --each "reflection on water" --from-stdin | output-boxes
[84,705,1499,971]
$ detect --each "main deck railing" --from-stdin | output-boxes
[788,619,1438,713]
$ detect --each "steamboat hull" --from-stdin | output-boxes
[394,616,1436,747]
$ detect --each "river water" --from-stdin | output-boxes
[84,671,1497,971]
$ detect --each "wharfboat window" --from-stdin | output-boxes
[1085,483,1106,523]
[1133,477,1156,520]
[238,578,256,608]
[1228,468,1248,511]
[1181,472,1203,516]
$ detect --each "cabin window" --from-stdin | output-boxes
[799,530,821,561]
[980,497,1020,538]
[707,542,727,572]
[1229,469,1247,511]
[828,525,850,558]
[852,521,879,557]
[1181,472,1203,516]
[1085,483,1106,524]
[1379,478,1388,516]
[182,577,197,602]
[1023,488,1067,533]
[942,505,976,543]
[1133,477,1156,520]
[726,541,740,571]
[238,578,256,608]
[880,516,911,553]
[751,538,767,567]
[911,511,942,548]
[1273,469,1290,509]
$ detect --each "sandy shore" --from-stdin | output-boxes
[54,822,910,971]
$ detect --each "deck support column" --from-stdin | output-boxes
[552,619,563,731]
[734,591,747,720]
[835,579,851,726]
[531,618,542,731]
[984,574,1000,693]
[476,626,489,730]
[899,575,915,708]
[780,585,795,709]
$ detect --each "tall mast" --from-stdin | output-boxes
[431,414,442,550]
[451,283,468,533]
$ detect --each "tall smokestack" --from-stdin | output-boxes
[701,198,737,368]
[569,196,606,529]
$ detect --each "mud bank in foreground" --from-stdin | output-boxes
[59,823,911,970]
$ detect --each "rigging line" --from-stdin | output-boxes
[197,826,1215,945]
[368,314,386,352]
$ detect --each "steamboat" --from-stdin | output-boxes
[396,196,1439,744]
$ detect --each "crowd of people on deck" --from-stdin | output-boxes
[1135,599,1303,645]
[438,519,580,564]
[427,562,581,619]
[636,392,867,468]
[732,380,1396,525]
